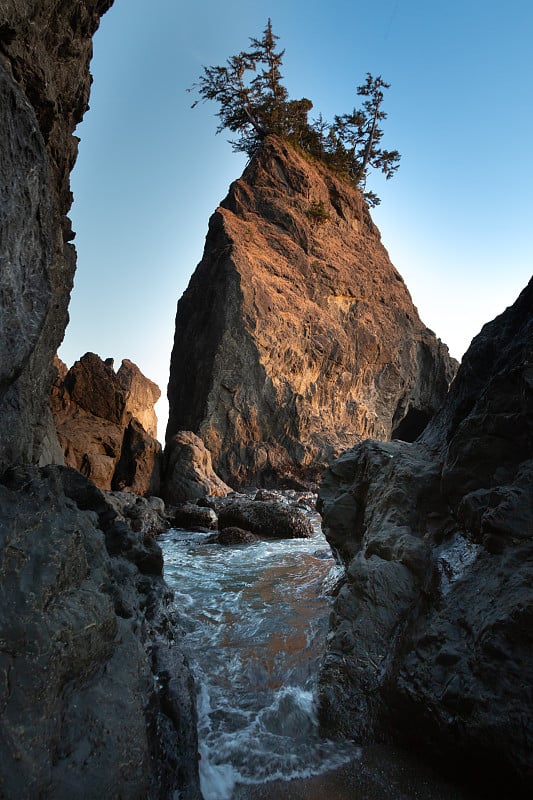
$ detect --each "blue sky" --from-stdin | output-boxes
[60,0,533,440]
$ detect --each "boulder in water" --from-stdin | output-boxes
[218,497,313,539]
[210,527,260,545]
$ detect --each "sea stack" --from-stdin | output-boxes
[166,135,457,488]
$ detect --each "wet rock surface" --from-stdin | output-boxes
[218,496,314,540]
[166,135,457,488]
[317,279,533,796]
[209,526,261,545]
[167,502,219,532]
[0,465,201,799]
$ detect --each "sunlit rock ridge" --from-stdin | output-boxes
[166,135,457,488]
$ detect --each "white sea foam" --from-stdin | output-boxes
[199,742,239,800]
[160,503,360,793]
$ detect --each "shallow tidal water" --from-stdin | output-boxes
[160,501,478,800]
[160,505,358,799]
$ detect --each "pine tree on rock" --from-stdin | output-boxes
[190,21,400,205]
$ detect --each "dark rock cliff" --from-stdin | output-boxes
[317,278,533,795]
[0,0,114,471]
[0,4,201,797]
[52,353,162,495]
[0,465,201,799]
[166,135,457,488]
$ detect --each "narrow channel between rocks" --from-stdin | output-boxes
[159,494,355,799]
[159,493,479,800]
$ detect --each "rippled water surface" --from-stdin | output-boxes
[159,505,357,800]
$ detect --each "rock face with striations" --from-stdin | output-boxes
[317,279,533,795]
[51,353,162,495]
[166,135,457,488]
[0,4,201,797]
[0,0,114,472]
[162,429,231,505]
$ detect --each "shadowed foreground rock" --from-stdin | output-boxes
[0,466,201,799]
[167,135,457,487]
[317,279,533,796]
[0,4,201,796]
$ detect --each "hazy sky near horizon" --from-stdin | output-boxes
[59,0,533,441]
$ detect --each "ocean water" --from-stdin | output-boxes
[159,503,358,800]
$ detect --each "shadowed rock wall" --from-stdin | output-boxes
[167,135,457,488]
[0,465,201,799]
[0,4,201,796]
[0,0,114,472]
[317,278,533,796]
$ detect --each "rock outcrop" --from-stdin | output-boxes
[166,135,457,488]
[0,465,201,799]
[217,496,314,539]
[51,353,162,495]
[317,279,533,796]
[0,0,114,473]
[162,429,232,504]
[0,4,201,797]
[118,358,160,439]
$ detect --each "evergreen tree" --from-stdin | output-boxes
[334,74,400,203]
[248,19,288,135]
[190,23,400,205]
[189,19,310,156]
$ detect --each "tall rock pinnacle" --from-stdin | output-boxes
[167,135,457,487]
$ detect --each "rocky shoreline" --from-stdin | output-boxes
[1,1,531,797]
[233,746,479,800]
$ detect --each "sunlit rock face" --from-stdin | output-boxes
[0,0,114,473]
[318,278,533,796]
[166,135,457,488]
[51,353,162,495]
[162,430,231,505]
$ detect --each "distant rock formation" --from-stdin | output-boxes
[166,135,457,488]
[118,358,160,438]
[317,278,533,795]
[51,353,162,495]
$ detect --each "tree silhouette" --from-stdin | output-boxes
[190,21,400,205]
[333,74,400,202]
